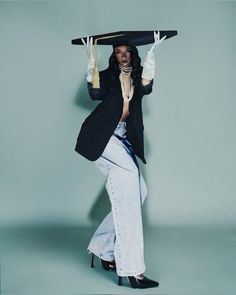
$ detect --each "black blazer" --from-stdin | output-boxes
[75,68,153,164]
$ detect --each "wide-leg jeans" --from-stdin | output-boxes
[87,122,148,277]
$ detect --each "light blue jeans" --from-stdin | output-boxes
[87,122,148,276]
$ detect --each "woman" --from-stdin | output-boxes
[75,31,166,288]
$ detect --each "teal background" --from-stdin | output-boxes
[0,0,236,227]
[1,1,236,294]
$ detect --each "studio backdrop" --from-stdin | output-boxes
[0,0,235,228]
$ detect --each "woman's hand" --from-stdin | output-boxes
[141,31,166,82]
[148,31,167,55]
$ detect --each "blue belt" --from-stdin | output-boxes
[114,134,139,170]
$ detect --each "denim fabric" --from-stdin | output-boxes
[87,122,148,276]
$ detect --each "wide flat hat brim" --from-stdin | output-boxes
[71,30,177,46]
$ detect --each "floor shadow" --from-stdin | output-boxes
[0,225,117,285]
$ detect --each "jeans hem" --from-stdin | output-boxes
[116,266,146,277]
[87,247,114,261]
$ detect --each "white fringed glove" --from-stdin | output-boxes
[142,31,167,80]
[81,36,96,83]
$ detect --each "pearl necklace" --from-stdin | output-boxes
[119,64,132,75]
[119,65,134,101]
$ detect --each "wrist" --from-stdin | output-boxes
[142,63,155,80]
[92,67,100,88]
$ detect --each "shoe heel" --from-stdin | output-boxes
[91,253,95,268]
[118,276,123,286]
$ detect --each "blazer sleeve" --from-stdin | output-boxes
[140,79,154,96]
[87,70,107,101]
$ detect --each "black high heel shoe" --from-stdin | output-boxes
[90,253,116,271]
[118,275,159,288]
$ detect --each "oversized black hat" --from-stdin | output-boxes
[71,30,177,47]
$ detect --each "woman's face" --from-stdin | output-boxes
[114,45,132,67]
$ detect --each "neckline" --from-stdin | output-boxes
[119,64,132,76]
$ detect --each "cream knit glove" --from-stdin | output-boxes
[142,31,167,80]
[81,36,97,84]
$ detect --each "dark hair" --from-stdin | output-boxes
[107,46,143,87]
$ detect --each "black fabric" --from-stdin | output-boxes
[74,68,153,164]
[71,30,178,46]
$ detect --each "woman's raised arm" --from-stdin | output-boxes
[141,31,166,86]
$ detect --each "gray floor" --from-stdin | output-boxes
[0,224,235,295]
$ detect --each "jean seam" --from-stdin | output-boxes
[107,173,125,272]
